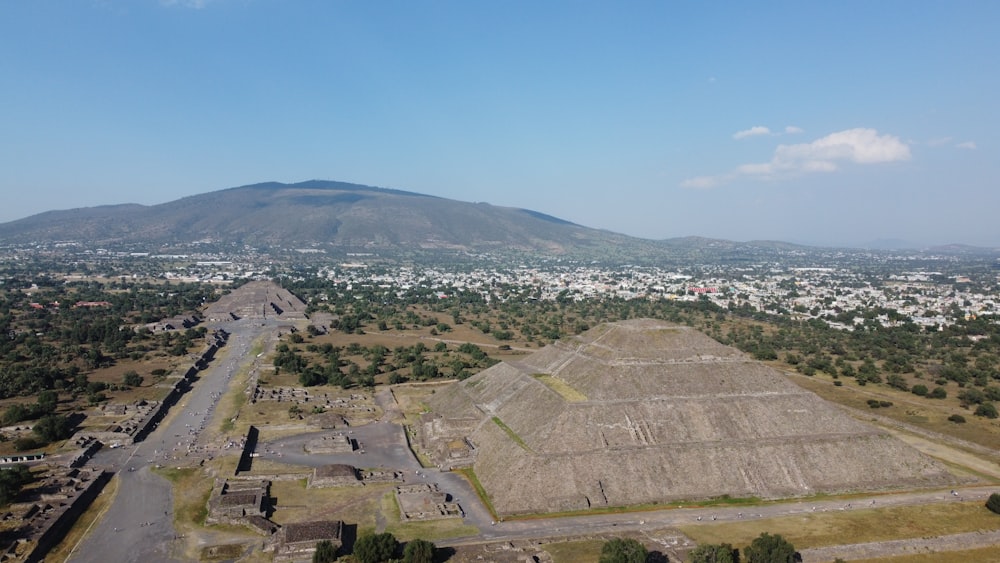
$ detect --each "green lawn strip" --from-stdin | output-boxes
[491,416,532,452]
[453,467,499,521]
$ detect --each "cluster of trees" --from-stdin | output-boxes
[313,532,435,563]
[0,278,214,399]
[689,533,798,563]
[598,534,798,563]
[273,337,497,389]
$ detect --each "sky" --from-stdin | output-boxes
[2,1,998,248]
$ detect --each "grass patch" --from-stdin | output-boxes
[453,467,498,520]
[532,374,587,402]
[199,544,246,560]
[850,547,1000,563]
[153,466,212,528]
[491,416,532,452]
[543,539,605,563]
[678,502,1000,551]
[268,478,389,530]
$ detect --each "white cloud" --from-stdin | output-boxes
[733,126,771,140]
[775,128,911,165]
[956,141,977,150]
[784,125,803,134]
[682,128,911,189]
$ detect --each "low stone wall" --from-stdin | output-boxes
[12,468,110,563]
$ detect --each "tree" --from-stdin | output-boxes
[689,543,740,563]
[313,539,338,563]
[36,390,58,414]
[122,370,143,388]
[353,532,398,563]
[929,386,948,399]
[402,538,436,563]
[32,414,72,443]
[974,402,999,419]
[0,464,31,506]
[986,492,1000,515]
[743,533,796,563]
[599,538,648,563]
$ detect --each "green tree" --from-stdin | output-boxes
[353,532,398,563]
[929,386,948,399]
[743,533,796,563]
[689,543,739,563]
[32,414,72,443]
[36,390,59,414]
[599,538,648,563]
[122,370,143,388]
[0,464,32,506]
[974,402,999,419]
[402,538,436,563]
[312,539,338,563]
[986,492,1000,515]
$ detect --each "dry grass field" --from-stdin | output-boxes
[849,548,1000,563]
[678,502,1000,551]
[268,477,390,531]
[542,539,605,563]
[787,368,1000,452]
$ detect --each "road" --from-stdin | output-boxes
[68,319,278,563]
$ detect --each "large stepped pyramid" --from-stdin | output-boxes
[420,319,962,516]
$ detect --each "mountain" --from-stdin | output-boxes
[3,180,996,263]
[0,180,663,258]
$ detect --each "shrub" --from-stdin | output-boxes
[13,436,40,451]
[353,532,398,563]
[974,402,998,419]
[313,540,338,563]
[599,538,647,563]
[948,414,966,423]
[911,384,929,396]
[929,387,948,399]
[744,532,796,563]
[987,492,1000,515]
[402,539,435,563]
[689,543,739,563]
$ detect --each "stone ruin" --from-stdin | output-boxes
[421,319,962,516]
[304,434,355,455]
[206,479,269,525]
[265,520,343,563]
[308,464,360,488]
[395,483,463,521]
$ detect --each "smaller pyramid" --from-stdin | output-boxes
[421,319,960,516]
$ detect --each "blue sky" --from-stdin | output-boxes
[2,1,997,247]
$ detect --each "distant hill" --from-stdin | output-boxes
[1,180,996,262]
[0,180,663,258]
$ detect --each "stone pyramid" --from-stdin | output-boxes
[421,319,958,516]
